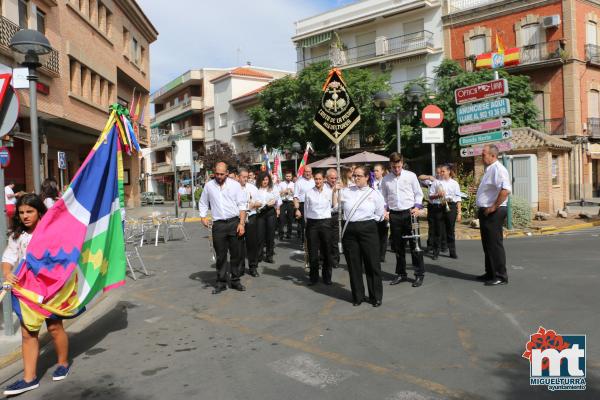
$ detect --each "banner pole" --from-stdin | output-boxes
[336,143,342,253]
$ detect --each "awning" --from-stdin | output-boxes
[298,31,332,48]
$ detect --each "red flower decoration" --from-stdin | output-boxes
[522,327,570,370]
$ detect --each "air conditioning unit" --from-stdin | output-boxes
[542,15,561,28]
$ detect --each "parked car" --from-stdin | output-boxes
[141,192,165,205]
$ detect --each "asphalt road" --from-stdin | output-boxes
[0,226,598,400]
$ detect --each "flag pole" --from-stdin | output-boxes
[336,143,343,253]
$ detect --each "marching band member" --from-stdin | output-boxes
[304,172,335,285]
[238,168,260,277]
[372,164,388,263]
[341,166,385,307]
[326,168,341,269]
[199,162,247,294]
[427,164,462,260]
[278,171,295,240]
[381,153,425,288]
[293,166,315,242]
[256,171,281,264]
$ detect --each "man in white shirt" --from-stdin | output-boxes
[476,144,512,286]
[199,162,248,294]
[293,166,315,241]
[177,183,187,207]
[304,172,335,285]
[238,168,260,277]
[4,181,18,227]
[277,171,295,240]
[381,153,425,288]
[372,164,388,263]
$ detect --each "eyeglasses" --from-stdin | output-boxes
[352,174,365,178]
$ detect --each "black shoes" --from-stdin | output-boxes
[431,254,439,260]
[249,269,259,277]
[265,256,274,264]
[230,282,246,291]
[212,285,227,294]
[353,296,369,306]
[412,276,424,287]
[476,274,491,281]
[372,300,382,307]
[390,275,409,285]
[307,281,318,286]
[449,253,458,259]
[484,278,508,286]
[323,281,333,286]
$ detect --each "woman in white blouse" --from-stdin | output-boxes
[340,166,385,307]
[255,171,281,264]
[2,194,71,396]
[40,178,60,209]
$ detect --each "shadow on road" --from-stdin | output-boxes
[39,377,149,400]
[425,263,480,282]
[487,352,598,399]
[36,301,132,381]
[188,270,217,289]
[262,264,354,304]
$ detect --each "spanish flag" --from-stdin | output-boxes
[475,34,520,69]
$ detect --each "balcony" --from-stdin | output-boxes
[151,161,172,175]
[588,118,600,139]
[151,96,204,125]
[150,126,204,150]
[585,44,600,66]
[297,31,435,70]
[232,119,253,136]
[459,40,564,72]
[537,118,565,137]
[446,0,498,14]
[0,15,60,76]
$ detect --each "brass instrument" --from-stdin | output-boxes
[402,213,423,253]
[436,182,451,212]
[206,219,216,263]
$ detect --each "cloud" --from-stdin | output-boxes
[137,0,341,92]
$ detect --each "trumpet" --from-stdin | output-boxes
[436,184,450,212]
[402,213,423,253]
[206,219,216,263]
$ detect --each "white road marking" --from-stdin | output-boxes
[511,265,524,270]
[386,391,441,400]
[473,290,529,338]
[269,353,357,388]
[144,316,162,323]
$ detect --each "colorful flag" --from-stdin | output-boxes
[9,104,139,332]
[273,150,283,181]
[262,145,271,173]
[129,87,136,116]
[475,34,520,69]
[134,93,142,121]
[297,142,311,177]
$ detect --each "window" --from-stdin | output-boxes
[36,9,45,34]
[588,89,600,118]
[132,37,140,64]
[587,21,598,46]
[18,0,28,29]
[219,112,228,127]
[122,27,130,54]
[469,35,486,56]
[522,23,540,46]
[355,31,376,60]
[117,97,129,108]
[207,116,215,131]
[533,91,545,120]
[173,97,179,106]
[552,156,559,185]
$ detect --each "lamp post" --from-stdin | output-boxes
[171,139,179,217]
[373,84,425,155]
[10,29,53,194]
[292,141,301,174]
[192,150,198,213]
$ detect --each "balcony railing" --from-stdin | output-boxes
[459,40,563,71]
[297,31,434,70]
[151,96,203,124]
[585,44,600,66]
[447,0,498,14]
[588,118,600,139]
[0,15,60,76]
[537,118,565,137]
[232,119,253,135]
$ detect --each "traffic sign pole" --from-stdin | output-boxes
[493,71,513,230]
[431,144,436,175]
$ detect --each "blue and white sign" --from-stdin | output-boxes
[0,146,10,168]
[58,151,66,170]
[492,53,505,69]
[457,98,511,124]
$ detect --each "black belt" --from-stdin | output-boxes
[214,216,240,224]
[282,200,293,203]
[306,218,331,223]
[389,209,411,214]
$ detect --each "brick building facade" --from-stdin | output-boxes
[1,0,157,206]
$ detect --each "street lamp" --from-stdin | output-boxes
[192,150,199,213]
[10,29,53,194]
[373,84,425,154]
[292,141,301,174]
[171,139,179,217]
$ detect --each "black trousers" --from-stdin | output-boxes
[330,213,341,266]
[279,201,294,237]
[212,217,243,285]
[478,207,508,281]
[431,204,457,255]
[239,214,259,272]
[427,203,447,250]
[389,210,424,277]
[342,220,383,303]
[257,208,277,259]
[297,202,305,239]
[376,220,389,262]
[306,218,334,283]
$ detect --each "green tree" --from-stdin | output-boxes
[248,61,390,153]
[381,60,541,163]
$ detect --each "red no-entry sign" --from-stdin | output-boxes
[421,105,444,128]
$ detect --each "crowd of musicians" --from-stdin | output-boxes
[199,144,512,306]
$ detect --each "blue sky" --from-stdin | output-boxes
[137,0,356,92]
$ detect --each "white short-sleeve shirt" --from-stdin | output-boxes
[476,161,512,208]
